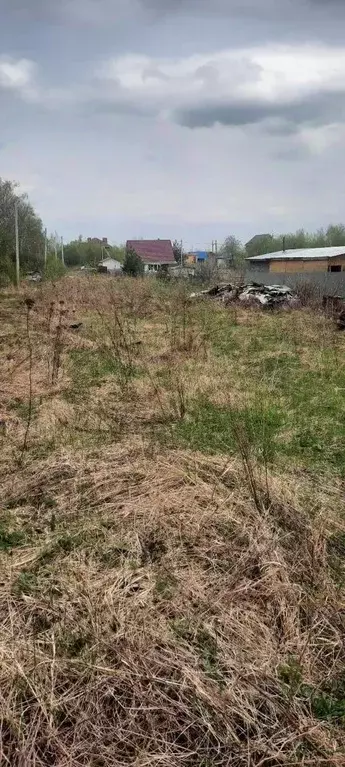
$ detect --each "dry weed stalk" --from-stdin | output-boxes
[51,301,65,385]
[19,297,35,460]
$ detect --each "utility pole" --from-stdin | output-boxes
[61,236,65,266]
[14,201,20,287]
[44,228,47,266]
[180,239,183,269]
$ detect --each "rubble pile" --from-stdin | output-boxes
[190,282,300,309]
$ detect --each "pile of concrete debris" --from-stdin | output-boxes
[190,282,300,309]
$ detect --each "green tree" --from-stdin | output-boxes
[112,244,126,264]
[245,235,275,258]
[220,235,246,267]
[43,255,67,281]
[325,224,345,246]
[173,239,183,263]
[266,226,345,253]
[122,247,144,277]
[63,239,126,268]
[63,239,102,267]
[0,178,44,283]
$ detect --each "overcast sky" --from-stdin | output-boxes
[1,0,345,247]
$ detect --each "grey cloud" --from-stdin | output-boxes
[274,145,312,162]
[175,90,345,130]
[0,0,131,24]
[308,0,345,4]
[84,96,154,118]
[139,0,345,15]
[3,0,344,21]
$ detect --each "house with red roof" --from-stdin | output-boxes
[126,239,175,273]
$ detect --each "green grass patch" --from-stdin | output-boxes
[279,658,345,725]
[173,384,345,473]
[12,570,38,596]
[69,348,124,385]
[0,515,26,552]
[97,542,132,568]
[57,630,92,658]
[154,571,177,601]
[66,348,142,401]
[174,398,284,464]
[0,526,26,552]
[200,306,240,357]
[194,307,345,473]
[36,530,104,568]
[171,619,225,685]
[310,689,345,724]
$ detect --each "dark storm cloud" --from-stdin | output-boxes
[175,90,345,130]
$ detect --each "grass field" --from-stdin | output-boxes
[1,274,345,766]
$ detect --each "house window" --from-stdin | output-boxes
[328,265,341,273]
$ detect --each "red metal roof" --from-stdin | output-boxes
[126,239,175,264]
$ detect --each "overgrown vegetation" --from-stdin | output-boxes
[0,177,44,283]
[0,273,345,765]
[63,237,126,268]
[122,245,145,276]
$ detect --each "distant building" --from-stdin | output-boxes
[88,237,108,246]
[194,250,208,262]
[98,257,122,274]
[126,239,175,273]
[246,246,345,274]
[185,250,209,265]
[245,234,273,255]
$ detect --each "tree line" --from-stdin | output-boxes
[0,177,126,283]
[0,178,44,284]
[2,176,345,282]
[221,226,345,266]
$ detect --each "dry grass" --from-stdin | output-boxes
[0,275,345,766]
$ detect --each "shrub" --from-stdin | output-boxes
[43,255,67,281]
[122,247,144,277]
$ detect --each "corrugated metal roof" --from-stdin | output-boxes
[246,246,345,262]
[126,240,175,264]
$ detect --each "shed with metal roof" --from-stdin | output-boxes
[246,246,345,274]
